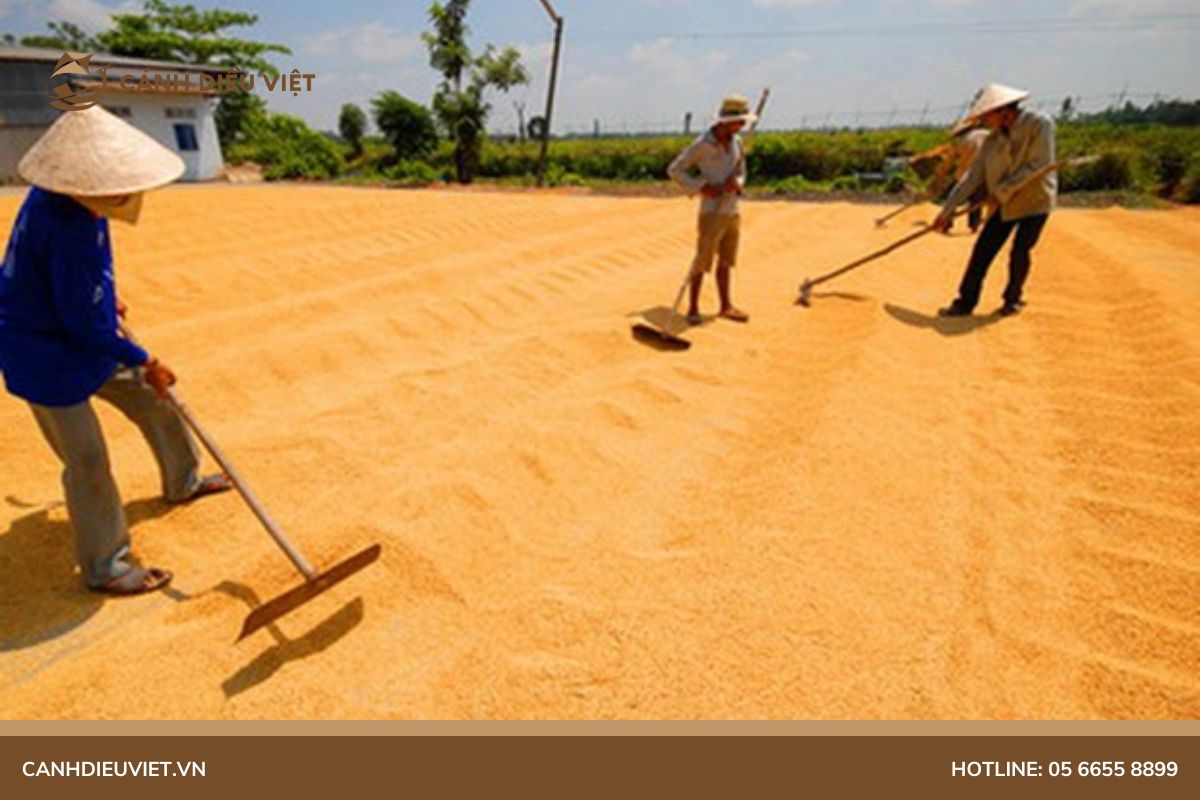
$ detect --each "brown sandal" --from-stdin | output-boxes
[93,566,173,596]
[169,473,233,505]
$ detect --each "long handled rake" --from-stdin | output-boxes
[798,159,1080,307]
[120,323,381,641]
[874,192,931,228]
[632,87,770,348]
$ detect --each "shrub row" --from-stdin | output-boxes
[466,124,1200,201]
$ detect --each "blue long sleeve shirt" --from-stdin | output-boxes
[0,188,149,407]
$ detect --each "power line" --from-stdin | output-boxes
[541,89,1185,136]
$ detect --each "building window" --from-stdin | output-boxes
[165,107,197,119]
[106,106,133,118]
[174,123,199,152]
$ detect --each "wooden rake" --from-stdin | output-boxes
[798,158,1084,307]
[120,323,381,641]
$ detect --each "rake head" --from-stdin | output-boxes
[631,322,691,350]
[797,279,813,307]
[238,543,382,641]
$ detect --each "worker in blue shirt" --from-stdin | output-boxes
[0,106,230,596]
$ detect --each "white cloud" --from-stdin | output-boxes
[515,40,553,80]
[304,24,423,65]
[628,37,730,82]
[45,0,138,31]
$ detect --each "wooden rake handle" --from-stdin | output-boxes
[118,323,318,580]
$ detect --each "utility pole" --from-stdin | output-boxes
[535,0,564,187]
[514,100,527,143]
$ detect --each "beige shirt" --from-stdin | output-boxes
[944,110,1058,221]
[668,130,746,216]
[950,129,989,180]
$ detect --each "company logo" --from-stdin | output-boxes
[45,51,317,111]
[46,52,105,111]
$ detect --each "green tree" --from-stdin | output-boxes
[15,21,100,51]
[338,102,368,157]
[371,91,438,161]
[226,110,342,181]
[97,1,288,70]
[423,0,529,183]
[95,1,289,146]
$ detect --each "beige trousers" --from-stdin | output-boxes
[29,368,201,588]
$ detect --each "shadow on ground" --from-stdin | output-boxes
[629,305,714,351]
[799,290,872,305]
[215,580,364,699]
[884,303,1002,336]
[0,496,174,651]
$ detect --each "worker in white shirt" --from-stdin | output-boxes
[667,95,757,325]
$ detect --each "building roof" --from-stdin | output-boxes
[0,46,229,75]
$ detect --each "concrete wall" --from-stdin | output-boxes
[101,92,224,181]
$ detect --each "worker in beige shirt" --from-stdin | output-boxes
[933,83,1057,318]
[667,95,756,324]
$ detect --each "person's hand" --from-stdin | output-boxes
[143,357,177,398]
[700,183,723,199]
[930,214,953,234]
[722,175,742,195]
[116,297,128,319]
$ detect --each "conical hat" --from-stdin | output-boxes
[18,105,185,196]
[962,83,1030,126]
[949,116,979,137]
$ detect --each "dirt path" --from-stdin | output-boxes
[0,187,1196,718]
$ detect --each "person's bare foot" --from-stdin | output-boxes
[719,306,749,323]
[685,309,703,325]
[92,566,173,596]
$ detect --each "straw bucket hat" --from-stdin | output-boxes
[713,94,758,126]
[18,105,185,197]
[960,82,1030,128]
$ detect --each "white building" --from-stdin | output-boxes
[0,47,226,184]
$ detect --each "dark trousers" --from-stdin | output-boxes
[955,212,1048,311]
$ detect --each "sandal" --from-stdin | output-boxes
[169,473,233,505]
[92,566,173,596]
[719,307,750,323]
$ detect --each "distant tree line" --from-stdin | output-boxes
[1062,97,1200,127]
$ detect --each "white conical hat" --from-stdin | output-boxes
[18,105,185,196]
[949,116,979,137]
[962,82,1031,126]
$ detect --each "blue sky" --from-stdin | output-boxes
[3,0,1198,134]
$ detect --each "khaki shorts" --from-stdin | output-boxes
[692,212,741,273]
